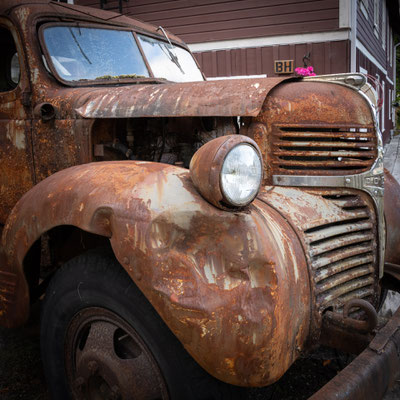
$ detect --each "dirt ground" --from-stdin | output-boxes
[1,301,399,400]
[0,304,48,400]
[0,311,343,400]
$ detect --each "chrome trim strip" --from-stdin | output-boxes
[303,73,367,89]
[272,74,385,278]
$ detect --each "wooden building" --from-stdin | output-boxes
[74,0,399,143]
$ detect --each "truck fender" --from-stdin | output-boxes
[0,161,310,386]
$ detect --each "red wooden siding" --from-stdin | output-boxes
[357,0,387,70]
[356,0,395,143]
[194,40,349,78]
[76,0,339,44]
[357,49,394,145]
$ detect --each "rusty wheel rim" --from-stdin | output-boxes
[65,307,169,400]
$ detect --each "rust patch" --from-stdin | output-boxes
[258,186,380,345]
[0,161,310,386]
[74,78,286,119]
[252,81,376,182]
[384,169,400,266]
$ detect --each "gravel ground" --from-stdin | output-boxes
[0,305,350,400]
[0,304,48,400]
[1,301,399,400]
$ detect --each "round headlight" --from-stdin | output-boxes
[190,135,263,209]
[221,144,262,207]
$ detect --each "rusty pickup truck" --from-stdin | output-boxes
[1,1,400,399]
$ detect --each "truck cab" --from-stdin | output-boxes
[1,1,400,399]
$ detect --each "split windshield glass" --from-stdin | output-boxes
[42,26,150,82]
[43,26,204,84]
[137,34,204,82]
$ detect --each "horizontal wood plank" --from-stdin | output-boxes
[76,0,339,43]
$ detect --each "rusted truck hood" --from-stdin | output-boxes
[75,77,287,118]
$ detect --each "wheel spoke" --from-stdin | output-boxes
[85,321,117,354]
[75,319,166,399]
[120,355,165,400]
[76,320,118,366]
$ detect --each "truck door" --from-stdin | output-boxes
[0,20,35,227]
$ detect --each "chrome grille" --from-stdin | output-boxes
[271,125,377,176]
[303,192,377,311]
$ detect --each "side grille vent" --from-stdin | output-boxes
[271,126,377,175]
[303,192,377,310]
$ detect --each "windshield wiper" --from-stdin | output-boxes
[77,76,166,84]
[156,26,185,75]
[68,27,92,65]
[94,74,147,80]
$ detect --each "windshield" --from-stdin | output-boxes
[137,34,203,82]
[43,26,150,82]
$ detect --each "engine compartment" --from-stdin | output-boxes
[90,117,238,168]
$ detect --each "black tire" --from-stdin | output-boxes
[40,249,246,400]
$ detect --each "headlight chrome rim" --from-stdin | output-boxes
[220,143,263,207]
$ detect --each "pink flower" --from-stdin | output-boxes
[295,66,316,76]
[295,67,307,76]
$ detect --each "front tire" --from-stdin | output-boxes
[40,250,244,400]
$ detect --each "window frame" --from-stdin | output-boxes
[381,0,386,49]
[0,18,28,105]
[39,22,157,87]
[39,22,201,87]
[0,26,22,93]
[359,0,369,20]
[136,33,204,83]
[373,0,379,38]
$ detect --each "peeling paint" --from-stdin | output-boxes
[6,121,26,150]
